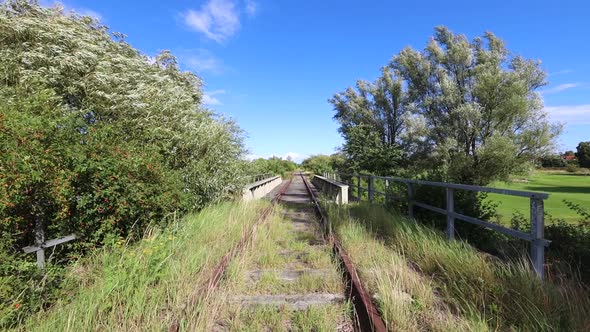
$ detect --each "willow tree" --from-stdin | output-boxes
[329,67,407,174]
[392,27,561,185]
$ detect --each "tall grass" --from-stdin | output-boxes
[209,206,352,330]
[327,202,590,331]
[22,201,268,331]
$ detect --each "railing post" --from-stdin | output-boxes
[357,175,361,200]
[368,176,375,202]
[530,197,545,279]
[34,216,45,270]
[407,183,414,218]
[446,187,455,240]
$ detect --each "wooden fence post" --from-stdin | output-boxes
[357,175,361,200]
[407,183,414,218]
[446,188,455,240]
[34,216,46,270]
[368,176,375,202]
[530,197,545,279]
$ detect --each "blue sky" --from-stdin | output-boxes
[43,0,590,162]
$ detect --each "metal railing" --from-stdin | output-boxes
[247,173,275,183]
[323,172,550,279]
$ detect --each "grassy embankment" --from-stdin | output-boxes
[327,202,590,331]
[20,201,268,331]
[488,170,590,224]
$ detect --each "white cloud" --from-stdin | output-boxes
[202,89,226,106]
[549,69,573,76]
[245,153,262,160]
[183,0,240,43]
[183,0,258,42]
[202,94,220,105]
[178,49,227,75]
[541,83,580,94]
[76,8,102,20]
[544,104,590,124]
[245,0,258,17]
[40,1,102,21]
[283,152,307,163]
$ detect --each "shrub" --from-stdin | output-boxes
[539,155,567,168]
[0,1,247,327]
[0,0,246,250]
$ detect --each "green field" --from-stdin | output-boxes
[487,171,590,224]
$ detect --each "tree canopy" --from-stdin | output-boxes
[330,26,561,185]
[0,0,246,250]
[300,154,345,175]
[329,67,405,174]
[246,156,297,178]
[576,142,590,168]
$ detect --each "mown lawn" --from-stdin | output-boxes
[487,171,590,224]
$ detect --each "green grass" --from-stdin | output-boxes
[22,201,269,331]
[212,205,351,330]
[487,170,590,224]
[327,202,590,331]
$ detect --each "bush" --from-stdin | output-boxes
[0,242,67,328]
[539,155,567,168]
[566,164,580,173]
[545,220,590,282]
[543,201,590,282]
[0,1,247,327]
[0,0,246,248]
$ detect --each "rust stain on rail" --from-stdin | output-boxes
[299,172,388,332]
[169,178,292,332]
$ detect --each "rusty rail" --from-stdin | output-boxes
[298,172,388,332]
[169,178,292,332]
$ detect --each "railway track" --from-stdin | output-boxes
[174,173,387,331]
[169,178,292,332]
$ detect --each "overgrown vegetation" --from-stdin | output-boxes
[19,202,267,331]
[208,205,352,330]
[328,202,590,331]
[0,1,246,327]
[327,26,590,286]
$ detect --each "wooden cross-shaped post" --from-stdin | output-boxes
[22,234,77,269]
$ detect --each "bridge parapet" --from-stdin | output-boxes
[243,175,282,201]
[311,175,348,205]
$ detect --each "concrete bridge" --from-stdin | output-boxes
[245,172,549,280]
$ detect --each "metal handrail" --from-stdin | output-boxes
[322,172,550,279]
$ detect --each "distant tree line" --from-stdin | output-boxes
[576,142,590,168]
[539,143,590,169]
[300,154,345,176]
[246,156,298,178]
